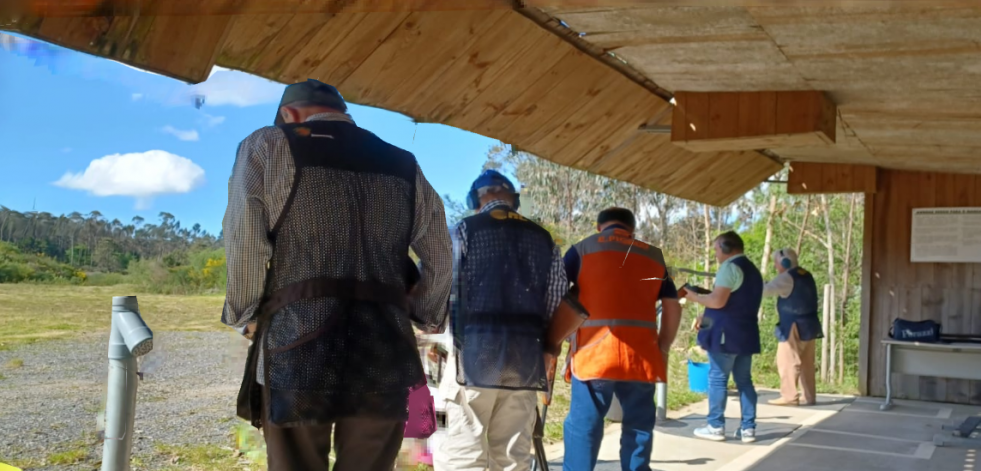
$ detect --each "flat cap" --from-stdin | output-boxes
[274,79,347,126]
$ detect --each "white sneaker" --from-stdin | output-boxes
[694,425,726,442]
[737,428,756,443]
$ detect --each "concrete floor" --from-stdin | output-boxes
[544,390,980,471]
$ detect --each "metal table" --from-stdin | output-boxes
[880,339,981,411]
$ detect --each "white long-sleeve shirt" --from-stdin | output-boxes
[762,270,795,299]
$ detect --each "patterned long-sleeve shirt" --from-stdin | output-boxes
[221,112,452,335]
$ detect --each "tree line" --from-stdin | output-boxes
[0,208,221,273]
[0,208,224,293]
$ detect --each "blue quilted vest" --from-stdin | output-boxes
[698,256,763,355]
[776,267,824,342]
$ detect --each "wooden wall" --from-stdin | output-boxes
[862,168,981,405]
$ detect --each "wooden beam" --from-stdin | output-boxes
[10,0,980,16]
[671,90,836,152]
[859,191,875,396]
[787,162,877,195]
[9,8,234,83]
[4,0,511,17]
[525,0,981,6]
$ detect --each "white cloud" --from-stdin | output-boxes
[201,113,226,127]
[162,126,200,142]
[54,151,205,209]
[183,67,284,107]
[132,93,144,101]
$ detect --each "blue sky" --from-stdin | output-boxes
[0,33,496,235]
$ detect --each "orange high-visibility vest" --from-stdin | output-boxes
[566,228,668,383]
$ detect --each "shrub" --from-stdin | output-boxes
[0,261,33,283]
[0,242,85,284]
[127,248,226,295]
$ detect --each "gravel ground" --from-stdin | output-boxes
[0,331,252,470]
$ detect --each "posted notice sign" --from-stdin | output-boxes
[911,207,981,263]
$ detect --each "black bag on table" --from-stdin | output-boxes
[889,318,942,343]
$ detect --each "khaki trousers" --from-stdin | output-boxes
[777,323,817,405]
[263,410,405,471]
[434,386,538,471]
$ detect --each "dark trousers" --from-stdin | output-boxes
[263,410,405,471]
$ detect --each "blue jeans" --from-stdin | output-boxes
[563,377,657,471]
[707,352,757,430]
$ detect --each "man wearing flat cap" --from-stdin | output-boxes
[763,248,822,407]
[222,79,452,471]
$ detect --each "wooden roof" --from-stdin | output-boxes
[12,2,981,204]
[544,4,981,175]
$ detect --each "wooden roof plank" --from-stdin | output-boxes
[309,11,411,88]
[145,14,233,81]
[217,14,294,71]
[494,54,619,147]
[276,13,370,84]
[466,47,582,136]
[246,14,334,79]
[383,10,513,114]
[446,30,574,132]
[570,97,668,170]
[8,0,513,16]
[339,11,491,105]
[408,13,542,122]
[526,68,646,161]
[28,4,231,83]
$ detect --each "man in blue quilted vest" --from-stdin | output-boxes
[684,231,763,444]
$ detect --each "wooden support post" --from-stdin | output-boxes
[822,284,831,382]
[829,284,837,384]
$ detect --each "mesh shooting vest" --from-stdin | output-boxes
[455,207,555,391]
[257,121,422,427]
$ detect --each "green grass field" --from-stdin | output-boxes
[0,283,226,350]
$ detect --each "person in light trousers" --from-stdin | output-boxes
[434,170,569,471]
[763,248,822,407]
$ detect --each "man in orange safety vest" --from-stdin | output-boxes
[561,208,682,471]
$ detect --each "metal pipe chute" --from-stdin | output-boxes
[102,296,153,471]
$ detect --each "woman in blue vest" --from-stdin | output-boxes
[684,231,763,443]
[762,248,822,407]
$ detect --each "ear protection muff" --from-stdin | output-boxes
[467,187,480,211]
[465,185,521,211]
[779,250,792,269]
[719,238,733,255]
